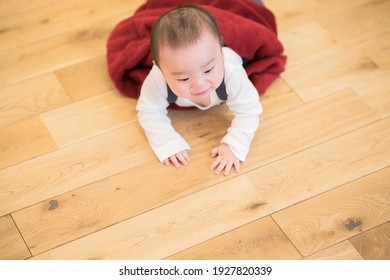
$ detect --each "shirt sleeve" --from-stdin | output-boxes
[136,66,191,163]
[221,64,263,162]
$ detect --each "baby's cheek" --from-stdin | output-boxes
[173,85,190,98]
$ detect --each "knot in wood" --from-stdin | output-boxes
[345,218,362,231]
[48,200,59,210]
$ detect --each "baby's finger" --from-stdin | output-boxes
[233,160,241,173]
[163,159,170,166]
[181,151,190,163]
[210,147,218,158]
[210,156,222,170]
[223,161,233,176]
[215,159,227,175]
[176,152,188,166]
[170,155,181,168]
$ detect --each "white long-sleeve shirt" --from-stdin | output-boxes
[136,47,263,163]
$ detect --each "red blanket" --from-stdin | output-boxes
[106,0,286,104]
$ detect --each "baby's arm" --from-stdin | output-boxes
[136,68,191,166]
[137,99,191,166]
[213,65,263,175]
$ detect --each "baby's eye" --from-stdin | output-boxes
[177,78,189,82]
[204,66,215,74]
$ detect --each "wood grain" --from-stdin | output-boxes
[0,16,120,87]
[12,142,224,255]
[54,55,115,101]
[319,0,390,45]
[10,104,259,255]
[31,176,272,259]
[41,90,137,147]
[260,77,304,118]
[12,90,381,255]
[247,90,380,166]
[352,72,390,119]
[248,118,390,212]
[0,0,145,52]
[0,0,55,17]
[279,21,339,67]
[0,73,71,127]
[0,122,154,217]
[282,48,383,102]
[357,32,390,71]
[272,167,390,257]
[166,216,302,260]
[266,0,369,31]
[0,215,30,260]
[1,0,389,261]
[0,116,58,169]
[304,241,363,260]
[350,222,390,260]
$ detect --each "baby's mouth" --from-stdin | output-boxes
[193,88,210,96]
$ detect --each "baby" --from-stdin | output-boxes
[136,4,263,176]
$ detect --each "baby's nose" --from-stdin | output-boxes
[191,78,206,89]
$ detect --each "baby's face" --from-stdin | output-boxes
[158,31,224,105]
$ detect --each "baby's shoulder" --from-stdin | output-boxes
[140,65,167,98]
[222,47,243,65]
[144,64,165,83]
[223,54,247,84]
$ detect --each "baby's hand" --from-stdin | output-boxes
[210,144,240,176]
[163,150,190,168]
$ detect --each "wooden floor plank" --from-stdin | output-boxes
[0,122,155,217]
[247,118,390,212]
[0,116,58,169]
[260,78,304,118]
[266,0,320,30]
[11,105,239,256]
[54,55,115,101]
[318,0,390,45]
[31,176,272,260]
[279,21,339,67]
[357,32,390,71]
[12,142,223,256]
[282,47,383,103]
[349,222,390,260]
[0,73,71,128]
[0,215,31,260]
[41,90,137,147]
[304,241,363,260]
[247,90,380,167]
[266,0,369,31]
[0,0,55,18]
[272,167,390,257]
[0,0,145,52]
[166,216,302,260]
[2,104,237,222]
[1,0,389,262]
[13,91,383,256]
[0,16,120,87]
[352,72,390,119]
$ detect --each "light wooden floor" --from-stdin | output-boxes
[0,0,389,260]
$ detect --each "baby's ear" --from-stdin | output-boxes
[152,60,155,65]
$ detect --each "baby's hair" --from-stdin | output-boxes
[150,4,223,66]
